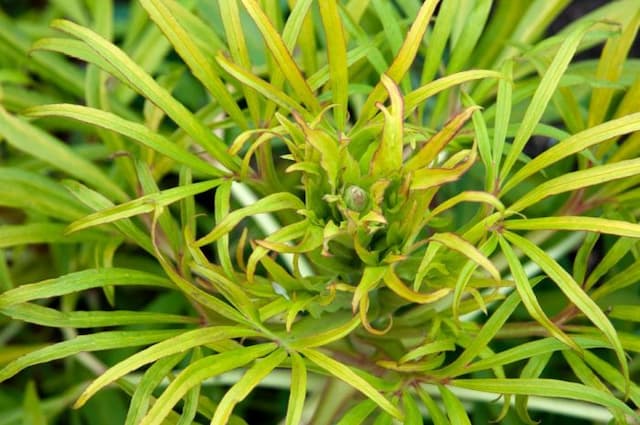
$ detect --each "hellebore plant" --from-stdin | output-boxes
[0,0,640,424]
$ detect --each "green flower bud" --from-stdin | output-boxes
[344,185,369,212]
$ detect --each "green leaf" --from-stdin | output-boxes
[190,263,260,323]
[177,348,203,425]
[609,305,640,322]
[406,106,480,171]
[433,287,524,377]
[465,336,606,374]
[410,70,503,116]
[1,303,196,328]
[498,236,578,350]
[125,352,187,425]
[400,339,456,364]
[23,381,47,425]
[0,168,86,221]
[416,387,449,425]
[318,0,349,130]
[429,233,500,281]
[402,392,424,425]
[383,268,451,304]
[515,353,552,425]
[505,216,640,238]
[300,348,403,419]
[212,348,287,425]
[336,400,377,425]
[450,378,637,418]
[196,192,304,246]
[504,231,629,385]
[294,114,341,191]
[439,385,471,425]
[67,179,222,233]
[492,60,513,173]
[509,158,640,212]
[75,326,262,408]
[355,0,439,126]
[0,329,182,383]
[410,148,477,190]
[0,107,127,202]
[588,10,640,127]
[500,20,597,181]
[216,53,306,117]
[240,0,320,113]
[285,351,307,425]
[25,104,223,177]
[50,19,240,173]
[139,0,248,129]
[371,75,404,176]
[0,269,171,309]
[139,344,278,425]
[217,0,261,124]
[419,0,457,85]
[502,112,640,195]
[0,223,107,248]
[288,315,361,350]
[63,180,155,255]
[430,191,504,218]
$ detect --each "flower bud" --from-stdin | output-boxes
[344,185,368,212]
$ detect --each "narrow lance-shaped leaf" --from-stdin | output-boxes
[416,387,450,425]
[216,53,307,117]
[0,223,108,248]
[355,0,440,127]
[138,344,278,425]
[502,112,640,195]
[497,236,579,351]
[0,107,127,202]
[383,268,451,304]
[0,330,182,383]
[212,349,287,425]
[294,113,341,192]
[288,315,361,349]
[406,70,502,116]
[0,303,196,328]
[318,0,349,131]
[429,233,500,281]
[406,106,479,171]
[450,379,637,419]
[50,19,240,173]
[500,20,597,181]
[67,179,223,233]
[588,10,640,128]
[300,348,403,419]
[504,216,640,238]
[124,352,187,425]
[410,148,477,191]
[0,269,172,309]
[509,158,640,212]
[74,327,263,408]
[135,1,247,130]
[240,0,320,112]
[285,351,307,425]
[217,0,262,124]
[25,104,223,177]
[371,75,404,177]
[439,385,471,425]
[430,191,504,218]
[492,59,513,174]
[503,230,629,386]
[197,192,305,246]
[64,180,155,255]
